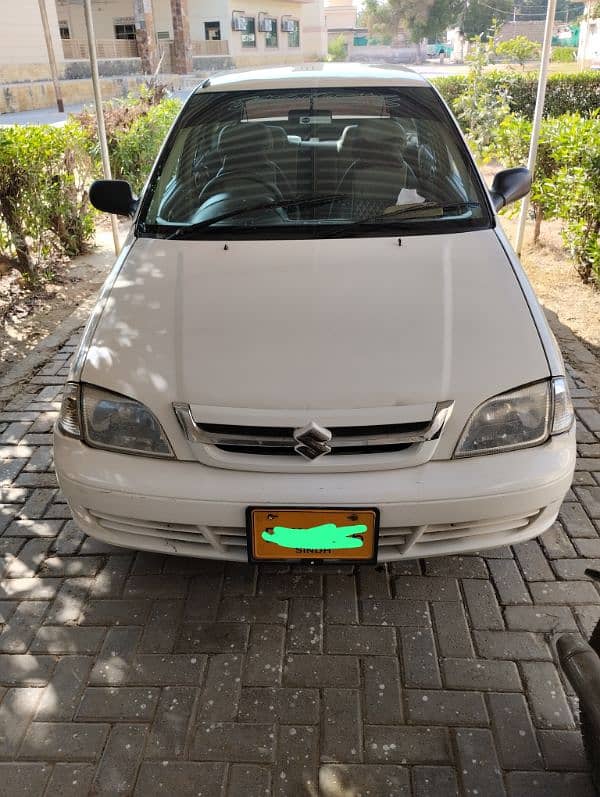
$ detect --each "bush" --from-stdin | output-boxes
[435,71,600,120]
[328,34,348,62]
[74,86,181,193]
[0,121,95,278]
[486,112,600,285]
[551,46,576,63]
[495,36,541,68]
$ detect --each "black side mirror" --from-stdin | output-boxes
[89,179,138,217]
[490,167,532,211]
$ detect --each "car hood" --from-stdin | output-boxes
[82,230,549,456]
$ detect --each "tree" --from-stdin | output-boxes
[461,0,511,39]
[496,35,541,68]
[390,0,463,43]
[359,0,401,43]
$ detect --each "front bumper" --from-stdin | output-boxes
[54,427,575,561]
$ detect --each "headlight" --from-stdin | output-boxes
[455,378,573,458]
[57,382,173,458]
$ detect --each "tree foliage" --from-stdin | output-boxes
[495,35,541,68]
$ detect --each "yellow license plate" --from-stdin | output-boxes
[246,507,379,563]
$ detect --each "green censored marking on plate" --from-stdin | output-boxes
[262,523,367,550]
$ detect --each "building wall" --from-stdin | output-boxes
[324,3,356,32]
[55,0,136,41]
[578,2,600,66]
[0,0,64,82]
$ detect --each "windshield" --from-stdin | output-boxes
[139,85,492,239]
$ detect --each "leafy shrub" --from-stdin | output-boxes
[551,46,576,63]
[328,34,348,62]
[486,112,600,285]
[435,71,600,120]
[0,122,95,277]
[495,36,541,68]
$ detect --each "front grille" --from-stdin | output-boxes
[173,401,453,459]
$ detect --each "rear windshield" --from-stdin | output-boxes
[138,85,492,240]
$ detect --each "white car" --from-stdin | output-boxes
[54,63,576,564]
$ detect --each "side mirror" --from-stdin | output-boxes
[490,167,532,211]
[89,179,138,217]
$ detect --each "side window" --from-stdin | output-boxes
[241,18,256,47]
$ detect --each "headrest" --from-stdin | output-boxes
[342,120,407,162]
[265,125,289,150]
[217,122,273,159]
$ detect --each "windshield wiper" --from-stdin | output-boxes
[165,194,347,239]
[347,200,481,226]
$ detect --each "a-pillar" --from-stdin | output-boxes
[170,0,193,74]
[134,0,158,74]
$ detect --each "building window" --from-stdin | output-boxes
[241,17,256,47]
[59,21,70,40]
[114,23,137,40]
[205,21,221,40]
[288,19,300,47]
[265,19,278,47]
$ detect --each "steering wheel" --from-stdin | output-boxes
[198,172,285,207]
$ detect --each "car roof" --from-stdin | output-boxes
[194,62,430,93]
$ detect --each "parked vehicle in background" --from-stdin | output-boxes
[54,63,575,565]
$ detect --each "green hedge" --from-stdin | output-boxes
[434,71,600,119]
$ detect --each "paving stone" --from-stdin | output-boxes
[424,555,488,579]
[0,654,55,686]
[3,539,52,578]
[76,686,160,721]
[431,601,474,657]
[473,630,552,660]
[559,503,597,537]
[441,658,521,692]
[287,597,323,653]
[284,654,360,688]
[177,622,249,654]
[324,573,358,624]
[0,688,42,756]
[362,655,403,724]
[530,580,600,604]
[134,762,226,797]
[359,599,430,627]
[273,724,318,797]
[44,577,91,624]
[319,763,410,796]
[238,687,320,725]
[18,489,55,520]
[243,624,285,686]
[19,722,109,761]
[574,605,600,636]
[218,595,288,624]
[257,571,322,598]
[406,690,488,726]
[139,599,184,654]
[454,728,506,797]
[91,723,147,794]
[222,562,257,596]
[553,558,600,579]
[0,576,60,601]
[364,725,451,763]
[89,626,142,685]
[146,686,199,759]
[574,537,600,557]
[35,656,93,721]
[504,604,578,632]
[356,564,391,598]
[197,653,243,721]
[43,764,95,797]
[540,523,578,558]
[128,654,206,686]
[191,721,275,762]
[184,569,224,621]
[537,729,589,770]
[227,764,271,797]
[505,771,595,797]
[30,625,105,655]
[487,559,531,604]
[462,579,504,630]
[39,555,102,578]
[394,576,460,601]
[79,598,151,626]
[0,504,20,534]
[325,624,396,655]
[51,521,85,555]
[487,692,543,770]
[89,555,133,599]
[399,628,441,688]
[412,766,458,797]
[513,540,555,581]
[0,460,27,486]
[520,661,575,729]
[124,575,187,599]
[6,519,63,539]
[0,762,51,796]
[321,688,362,763]
[579,408,600,431]
[0,601,47,652]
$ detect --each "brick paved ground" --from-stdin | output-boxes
[1,332,600,796]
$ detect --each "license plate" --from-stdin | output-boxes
[246,507,379,563]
